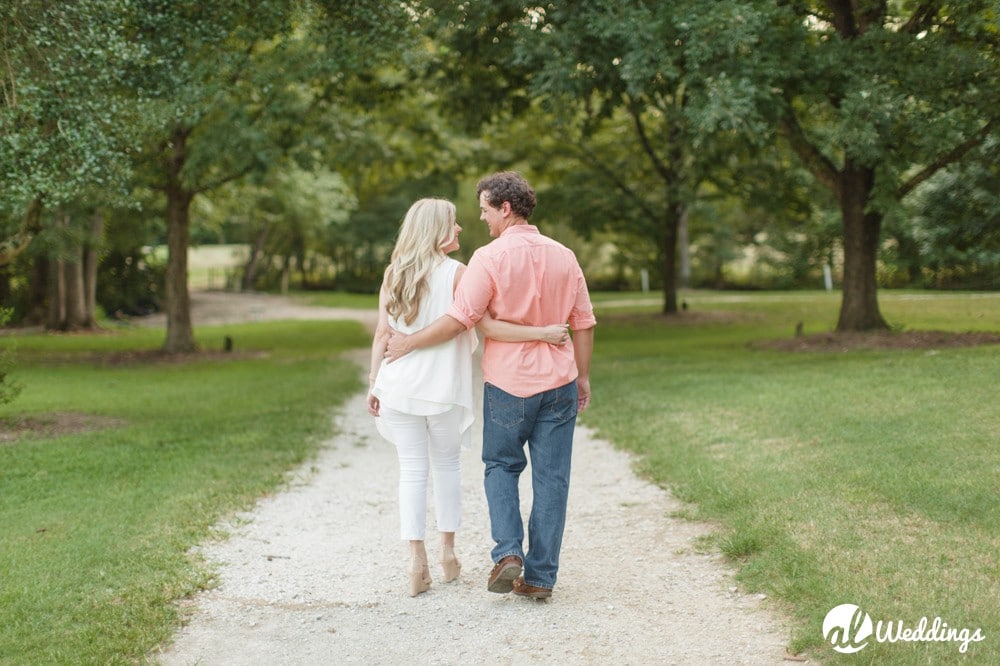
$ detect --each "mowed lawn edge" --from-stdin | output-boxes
[583,291,998,664]
[0,319,370,664]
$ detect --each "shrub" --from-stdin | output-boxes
[0,308,23,406]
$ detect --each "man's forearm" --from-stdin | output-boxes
[572,326,595,411]
[389,314,466,359]
[573,327,595,379]
[413,314,466,348]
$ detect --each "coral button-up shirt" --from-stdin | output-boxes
[447,224,596,398]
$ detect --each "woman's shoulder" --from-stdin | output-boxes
[434,256,464,278]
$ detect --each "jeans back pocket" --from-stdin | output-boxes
[485,383,525,429]
[545,383,578,423]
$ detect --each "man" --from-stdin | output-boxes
[385,171,596,599]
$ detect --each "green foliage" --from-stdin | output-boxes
[127,1,309,186]
[4,0,999,337]
[0,0,138,208]
[0,308,23,406]
[910,142,1000,289]
[207,165,358,290]
[423,1,861,306]
[96,246,166,317]
[0,319,369,663]
[124,0,422,191]
[764,1,1000,194]
[418,0,540,129]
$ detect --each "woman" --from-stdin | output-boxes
[367,198,568,597]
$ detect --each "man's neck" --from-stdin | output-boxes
[499,218,529,234]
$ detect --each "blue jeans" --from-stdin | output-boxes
[482,381,578,589]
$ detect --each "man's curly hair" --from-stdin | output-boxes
[477,171,537,219]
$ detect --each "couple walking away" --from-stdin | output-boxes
[367,171,596,600]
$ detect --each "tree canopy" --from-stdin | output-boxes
[2,1,997,340]
[757,0,1000,328]
[1,0,137,262]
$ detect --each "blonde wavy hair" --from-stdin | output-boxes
[383,198,457,326]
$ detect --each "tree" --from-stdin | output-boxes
[424,1,785,313]
[125,1,309,351]
[754,1,1000,329]
[127,0,420,352]
[1,1,136,269]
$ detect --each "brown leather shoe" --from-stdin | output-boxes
[487,555,522,593]
[512,576,552,599]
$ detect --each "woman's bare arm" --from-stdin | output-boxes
[476,312,570,345]
[367,287,391,416]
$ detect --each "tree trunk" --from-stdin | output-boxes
[46,255,65,330]
[163,126,197,353]
[83,212,103,327]
[41,213,89,331]
[0,269,10,309]
[836,162,889,331]
[660,201,680,315]
[678,206,691,289]
[242,220,269,291]
[63,250,86,330]
[713,258,725,290]
[280,255,291,295]
[25,255,48,325]
[299,252,310,290]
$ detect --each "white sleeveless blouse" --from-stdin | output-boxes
[372,257,478,447]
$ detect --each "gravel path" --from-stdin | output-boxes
[152,291,794,665]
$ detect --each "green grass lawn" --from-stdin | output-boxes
[293,290,379,309]
[0,320,369,664]
[1,290,997,664]
[586,290,999,663]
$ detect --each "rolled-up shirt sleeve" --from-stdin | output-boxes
[447,252,494,330]
[568,267,597,331]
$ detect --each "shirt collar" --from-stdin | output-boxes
[500,223,538,236]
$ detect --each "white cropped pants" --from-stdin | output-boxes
[379,406,463,540]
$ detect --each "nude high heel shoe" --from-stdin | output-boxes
[440,547,462,583]
[409,556,431,597]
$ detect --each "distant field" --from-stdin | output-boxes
[149,244,249,290]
